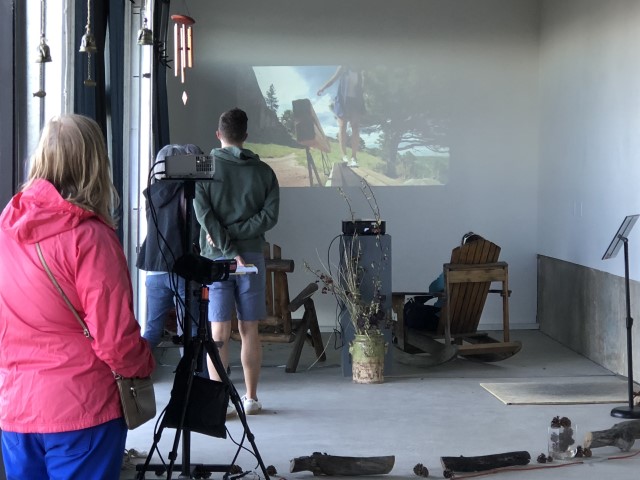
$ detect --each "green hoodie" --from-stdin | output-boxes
[194,146,280,260]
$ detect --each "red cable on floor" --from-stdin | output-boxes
[448,450,640,478]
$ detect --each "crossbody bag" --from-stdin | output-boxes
[35,242,156,430]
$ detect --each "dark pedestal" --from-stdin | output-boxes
[338,234,393,377]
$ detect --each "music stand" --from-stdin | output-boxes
[602,214,640,419]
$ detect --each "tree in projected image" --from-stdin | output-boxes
[363,65,450,180]
[265,83,279,114]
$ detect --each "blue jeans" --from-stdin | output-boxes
[1,418,126,480]
[144,273,190,348]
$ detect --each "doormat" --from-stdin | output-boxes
[480,377,636,405]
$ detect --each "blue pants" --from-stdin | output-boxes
[144,273,193,348]
[1,418,126,480]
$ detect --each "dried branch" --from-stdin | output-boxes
[305,179,386,334]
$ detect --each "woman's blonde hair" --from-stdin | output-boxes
[24,114,119,228]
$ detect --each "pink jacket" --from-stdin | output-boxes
[0,180,155,433]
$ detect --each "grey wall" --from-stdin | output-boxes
[538,0,640,276]
[166,0,541,330]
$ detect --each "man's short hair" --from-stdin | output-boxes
[218,108,248,143]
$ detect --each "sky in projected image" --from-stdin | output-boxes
[254,66,379,147]
[250,65,450,188]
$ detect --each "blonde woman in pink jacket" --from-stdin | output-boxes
[0,114,155,479]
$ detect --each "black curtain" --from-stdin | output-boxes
[74,0,125,239]
[152,0,171,153]
[0,1,13,476]
[0,0,17,209]
[72,1,172,233]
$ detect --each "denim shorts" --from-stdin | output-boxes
[208,251,266,322]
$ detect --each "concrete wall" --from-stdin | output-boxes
[538,255,639,380]
[166,0,541,330]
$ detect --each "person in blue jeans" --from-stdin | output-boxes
[136,144,203,351]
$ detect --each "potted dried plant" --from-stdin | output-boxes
[306,180,389,383]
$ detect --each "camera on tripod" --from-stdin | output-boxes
[173,253,237,284]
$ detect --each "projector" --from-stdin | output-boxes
[164,154,215,179]
[342,219,386,236]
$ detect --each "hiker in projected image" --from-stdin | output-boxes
[317,65,365,168]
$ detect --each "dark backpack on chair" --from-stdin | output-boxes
[403,296,440,331]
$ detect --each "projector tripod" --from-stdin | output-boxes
[135,284,271,479]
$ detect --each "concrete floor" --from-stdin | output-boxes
[122,330,640,479]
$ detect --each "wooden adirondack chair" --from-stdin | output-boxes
[230,243,326,372]
[393,238,521,364]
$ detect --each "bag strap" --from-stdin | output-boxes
[35,242,93,340]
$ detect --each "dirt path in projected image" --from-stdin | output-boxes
[264,153,322,187]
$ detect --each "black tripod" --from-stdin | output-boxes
[136,179,270,479]
[136,283,270,479]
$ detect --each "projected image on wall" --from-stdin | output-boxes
[242,65,450,187]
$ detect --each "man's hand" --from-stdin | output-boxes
[234,255,246,267]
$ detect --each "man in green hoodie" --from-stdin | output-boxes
[194,108,280,415]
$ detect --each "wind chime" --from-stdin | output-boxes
[171,12,195,105]
[79,0,97,87]
[137,0,153,46]
[33,0,52,98]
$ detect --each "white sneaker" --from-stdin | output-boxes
[241,395,262,415]
[226,403,237,418]
[342,155,349,163]
[348,158,358,167]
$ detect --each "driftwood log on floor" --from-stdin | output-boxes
[440,451,531,472]
[290,453,395,476]
[584,419,640,451]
